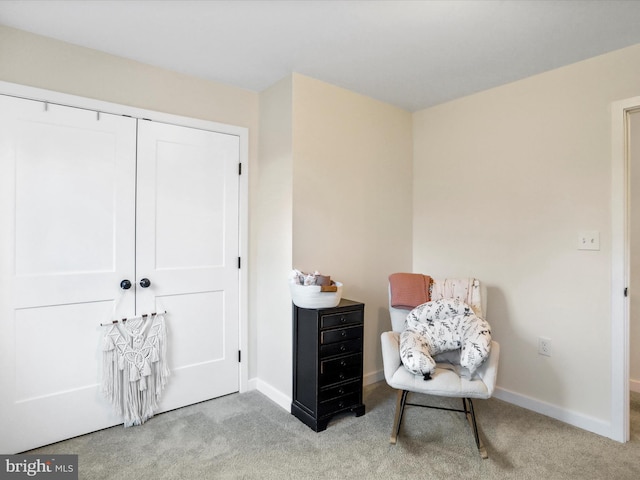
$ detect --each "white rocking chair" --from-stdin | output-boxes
[380,277,500,458]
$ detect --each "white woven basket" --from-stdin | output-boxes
[290,281,343,309]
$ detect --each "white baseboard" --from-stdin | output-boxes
[364,369,385,386]
[493,386,613,439]
[250,374,620,440]
[244,377,258,392]
[630,379,640,393]
[255,379,292,412]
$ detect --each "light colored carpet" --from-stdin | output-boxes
[27,382,640,479]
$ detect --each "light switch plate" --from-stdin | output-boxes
[578,231,600,250]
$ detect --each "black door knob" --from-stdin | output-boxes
[139,278,151,288]
[120,279,132,290]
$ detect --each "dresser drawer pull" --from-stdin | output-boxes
[338,402,345,408]
[340,360,347,367]
[338,388,345,395]
[321,326,361,345]
[341,316,347,323]
[340,345,346,352]
[339,373,345,380]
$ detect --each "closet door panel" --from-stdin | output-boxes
[1,98,137,310]
[14,303,113,401]
[136,120,240,409]
[153,291,238,409]
[0,95,136,454]
[153,139,225,268]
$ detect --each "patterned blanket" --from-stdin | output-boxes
[400,298,491,379]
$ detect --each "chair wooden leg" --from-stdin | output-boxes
[463,398,488,459]
[390,390,408,445]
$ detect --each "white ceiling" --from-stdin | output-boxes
[2,0,640,111]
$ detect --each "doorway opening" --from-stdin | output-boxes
[611,96,640,443]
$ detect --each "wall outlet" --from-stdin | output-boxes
[538,337,552,357]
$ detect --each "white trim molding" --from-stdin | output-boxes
[364,369,385,386]
[255,379,292,412]
[611,95,640,443]
[494,387,611,439]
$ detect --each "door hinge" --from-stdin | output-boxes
[238,257,241,269]
[625,287,628,297]
[238,163,242,175]
[238,350,241,363]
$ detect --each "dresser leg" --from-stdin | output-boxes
[316,418,329,432]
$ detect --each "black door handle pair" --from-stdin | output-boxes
[120,278,151,290]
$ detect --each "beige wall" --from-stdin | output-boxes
[255,76,294,399]
[256,74,413,399]
[0,26,257,128]
[413,43,640,425]
[291,74,413,380]
[0,25,261,380]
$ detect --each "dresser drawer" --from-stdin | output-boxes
[318,392,359,416]
[318,380,361,403]
[320,353,362,385]
[320,338,361,358]
[321,325,362,345]
[321,311,362,329]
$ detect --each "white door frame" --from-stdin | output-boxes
[0,80,250,394]
[611,95,640,443]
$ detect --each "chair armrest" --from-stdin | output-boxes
[380,331,402,384]
[475,340,500,396]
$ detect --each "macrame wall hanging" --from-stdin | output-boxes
[101,312,170,427]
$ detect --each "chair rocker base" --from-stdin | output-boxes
[389,389,488,459]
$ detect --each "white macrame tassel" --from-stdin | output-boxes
[101,314,170,428]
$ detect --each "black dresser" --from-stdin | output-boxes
[291,299,366,431]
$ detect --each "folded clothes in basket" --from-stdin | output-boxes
[290,269,333,287]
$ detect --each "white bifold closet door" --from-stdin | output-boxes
[0,95,240,454]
